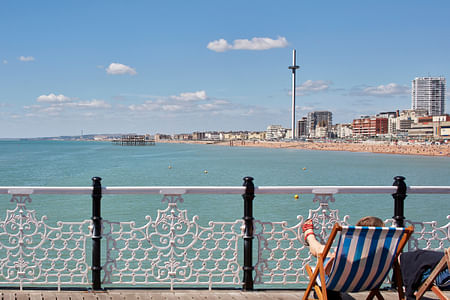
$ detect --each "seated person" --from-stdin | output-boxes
[302,216,385,276]
[302,216,385,300]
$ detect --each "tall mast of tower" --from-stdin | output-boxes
[288,49,300,139]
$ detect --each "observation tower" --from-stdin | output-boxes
[288,49,300,139]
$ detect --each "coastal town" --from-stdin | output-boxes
[160,77,448,144]
[24,77,449,156]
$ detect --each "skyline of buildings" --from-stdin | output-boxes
[289,76,448,140]
[149,103,450,142]
[30,75,450,141]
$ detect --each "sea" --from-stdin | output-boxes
[0,140,449,228]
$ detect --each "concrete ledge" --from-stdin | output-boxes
[1,289,449,300]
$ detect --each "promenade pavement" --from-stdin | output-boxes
[1,289,449,300]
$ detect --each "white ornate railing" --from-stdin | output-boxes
[101,194,242,289]
[0,193,90,290]
[0,178,449,290]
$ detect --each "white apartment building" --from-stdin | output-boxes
[266,125,287,140]
[336,123,353,138]
[205,132,223,141]
[412,77,446,116]
[314,126,328,138]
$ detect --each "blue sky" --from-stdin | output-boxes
[1,1,449,138]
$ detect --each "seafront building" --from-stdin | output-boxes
[408,115,450,138]
[297,117,308,137]
[266,125,288,140]
[306,111,333,138]
[335,123,353,139]
[352,116,389,137]
[412,77,446,116]
[388,109,428,137]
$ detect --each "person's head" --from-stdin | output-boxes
[356,216,385,227]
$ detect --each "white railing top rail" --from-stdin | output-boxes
[0,185,449,195]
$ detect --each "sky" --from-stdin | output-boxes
[0,1,449,138]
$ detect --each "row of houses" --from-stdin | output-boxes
[294,109,450,140]
[351,110,450,139]
[155,131,267,142]
[153,109,450,143]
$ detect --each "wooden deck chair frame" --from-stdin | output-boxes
[415,248,450,300]
[303,223,414,300]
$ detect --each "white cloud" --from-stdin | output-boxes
[106,63,137,75]
[207,36,288,52]
[363,83,409,96]
[296,80,332,95]
[206,39,232,52]
[162,104,183,112]
[19,56,35,62]
[27,93,112,118]
[79,99,110,108]
[40,106,63,115]
[170,90,208,101]
[351,83,409,97]
[198,100,230,111]
[129,100,185,113]
[24,104,42,110]
[233,37,288,50]
[128,90,232,114]
[37,93,71,103]
[2,60,7,64]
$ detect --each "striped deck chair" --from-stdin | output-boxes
[303,223,413,300]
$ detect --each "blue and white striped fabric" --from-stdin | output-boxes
[325,226,406,293]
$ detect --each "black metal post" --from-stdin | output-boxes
[392,176,407,228]
[91,177,102,290]
[242,176,255,291]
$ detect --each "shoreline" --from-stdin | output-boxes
[158,140,450,157]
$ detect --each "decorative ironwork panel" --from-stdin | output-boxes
[254,193,349,286]
[102,194,243,289]
[254,219,308,285]
[0,194,91,290]
[405,216,450,251]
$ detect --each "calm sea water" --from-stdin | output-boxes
[0,140,449,227]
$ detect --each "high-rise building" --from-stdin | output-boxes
[412,77,446,116]
[297,117,308,137]
[307,111,332,137]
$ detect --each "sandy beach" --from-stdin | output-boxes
[158,140,450,157]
